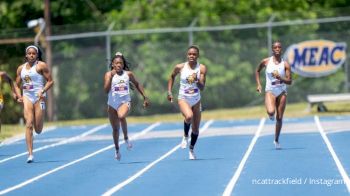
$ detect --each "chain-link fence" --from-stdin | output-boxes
[1,11,350,121]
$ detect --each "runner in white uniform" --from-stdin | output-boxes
[265,56,287,97]
[107,70,131,110]
[167,45,207,160]
[255,41,292,150]
[15,45,54,163]
[21,61,45,104]
[178,62,201,106]
[104,52,149,161]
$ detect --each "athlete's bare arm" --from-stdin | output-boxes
[167,63,184,102]
[15,65,24,102]
[128,71,150,108]
[255,58,269,93]
[37,61,54,98]
[197,64,207,91]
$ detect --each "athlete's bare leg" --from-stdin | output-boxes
[275,93,287,142]
[23,96,34,156]
[108,106,121,152]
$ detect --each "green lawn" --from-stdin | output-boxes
[1,101,350,142]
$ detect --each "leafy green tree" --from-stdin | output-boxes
[1,0,350,121]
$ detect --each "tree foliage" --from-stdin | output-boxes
[1,0,350,122]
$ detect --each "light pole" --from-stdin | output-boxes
[27,18,46,46]
[44,0,55,121]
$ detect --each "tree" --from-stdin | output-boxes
[1,0,350,121]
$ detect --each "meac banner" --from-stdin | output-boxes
[283,40,347,77]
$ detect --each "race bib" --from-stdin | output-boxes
[184,88,199,94]
[114,85,128,94]
[23,84,34,90]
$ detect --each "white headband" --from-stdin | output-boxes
[26,45,39,53]
[115,52,123,56]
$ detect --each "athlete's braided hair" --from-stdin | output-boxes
[110,52,135,90]
[272,40,282,47]
[109,52,130,71]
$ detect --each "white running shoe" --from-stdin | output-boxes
[181,136,189,149]
[27,155,34,163]
[115,151,121,161]
[274,141,281,150]
[269,114,275,121]
[189,149,196,160]
[125,139,133,150]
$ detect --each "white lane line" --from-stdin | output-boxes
[0,122,161,195]
[0,124,108,164]
[102,120,214,196]
[0,126,57,147]
[314,115,350,193]
[222,118,266,196]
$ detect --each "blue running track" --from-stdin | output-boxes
[0,115,349,196]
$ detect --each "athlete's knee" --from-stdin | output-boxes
[184,114,193,124]
[119,116,127,122]
[267,109,275,116]
[25,122,34,131]
[112,126,120,132]
[191,123,199,133]
[34,125,43,134]
[33,121,43,134]
[35,129,42,134]
[112,122,120,131]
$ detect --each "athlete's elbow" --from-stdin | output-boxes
[103,86,109,93]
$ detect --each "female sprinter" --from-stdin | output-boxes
[15,45,54,163]
[167,45,207,160]
[104,52,150,161]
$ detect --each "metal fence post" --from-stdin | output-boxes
[188,18,198,46]
[106,22,115,70]
[267,14,276,56]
